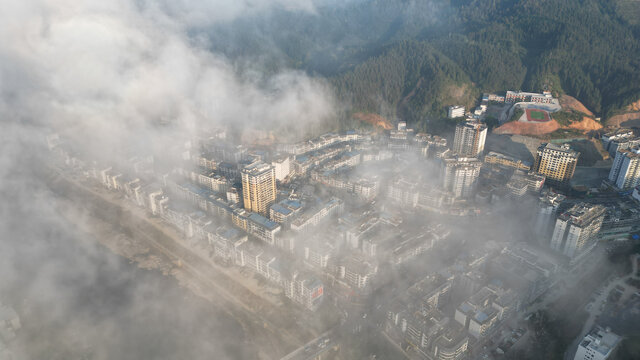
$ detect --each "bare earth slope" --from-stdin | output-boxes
[494,119,561,135]
[352,112,393,130]
[559,95,594,116]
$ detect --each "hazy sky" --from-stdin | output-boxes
[0,1,339,359]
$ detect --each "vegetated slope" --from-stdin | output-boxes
[331,41,478,122]
[328,0,640,124]
[203,0,640,126]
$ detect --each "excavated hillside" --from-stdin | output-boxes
[608,99,640,127]
[495,96,602,136]
[352,112,393,130]
[493,119,561,135]
[559,95,594,116]
[566,117,602,132]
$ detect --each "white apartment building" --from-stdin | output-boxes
[608,146,640,189]
[453,121,487,157]
[550,203,606,259]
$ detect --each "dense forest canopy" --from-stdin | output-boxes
[201,0,640,125]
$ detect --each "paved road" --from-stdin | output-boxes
[280,328,338,360]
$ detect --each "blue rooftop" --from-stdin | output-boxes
[248,213,279,230]
[220,228,243,241]
[459,302,474,314]
[271,204,293,216]
[474,311,489,323]
[180,182,216,198]
[282,199,302,209]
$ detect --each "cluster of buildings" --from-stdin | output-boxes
[46,105,640,359]
[386,274,469,360]
[384,239,561,360]
[49,125,468,312]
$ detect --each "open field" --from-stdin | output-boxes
[526,108,550,122]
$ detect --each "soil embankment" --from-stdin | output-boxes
[352,112,393,130]
[559,95,594,116]
[567,117,602,132]
[494,119,561,135]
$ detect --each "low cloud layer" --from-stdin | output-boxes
[0,1,338,359]
[0,0,337,157]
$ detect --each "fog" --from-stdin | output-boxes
[0,0,337,359]
[1,1,632,360]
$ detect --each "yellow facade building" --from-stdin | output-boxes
[241,162,277,215]
[533,143,579,186]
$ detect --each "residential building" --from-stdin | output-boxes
[269,199,303,223]
[442,156,482,198]
[454,285,516,340]
[191,168,229,193]
[601,129,639,157]
[271,155,291,182]
[283,271,324,311]
[608,146,640,189]
[432,326,469,360]
[290,198,343,232]
[448,106,465,119]
[337,256,377,289]
[573,326,621,360]
[483,151,531,171]
[246,212,281,246]
[533,143,579,186]
[453,121,487,157]
[550,203,606,259]
[602,129,634,152]
[387,177,420,208]
[534,192,566,241]
[241,162,277,215]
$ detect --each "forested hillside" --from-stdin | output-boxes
[203,0,640,125]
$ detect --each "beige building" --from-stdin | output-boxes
[484,151,531,171]
[533,143,579,186]
[241,162,276,215]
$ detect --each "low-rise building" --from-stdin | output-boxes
[573,326,621,360]
[448,105,465,119]
[290,198,343,232]
[269,199,303,223]
[484,151,532,171]
[283,271,324,311]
